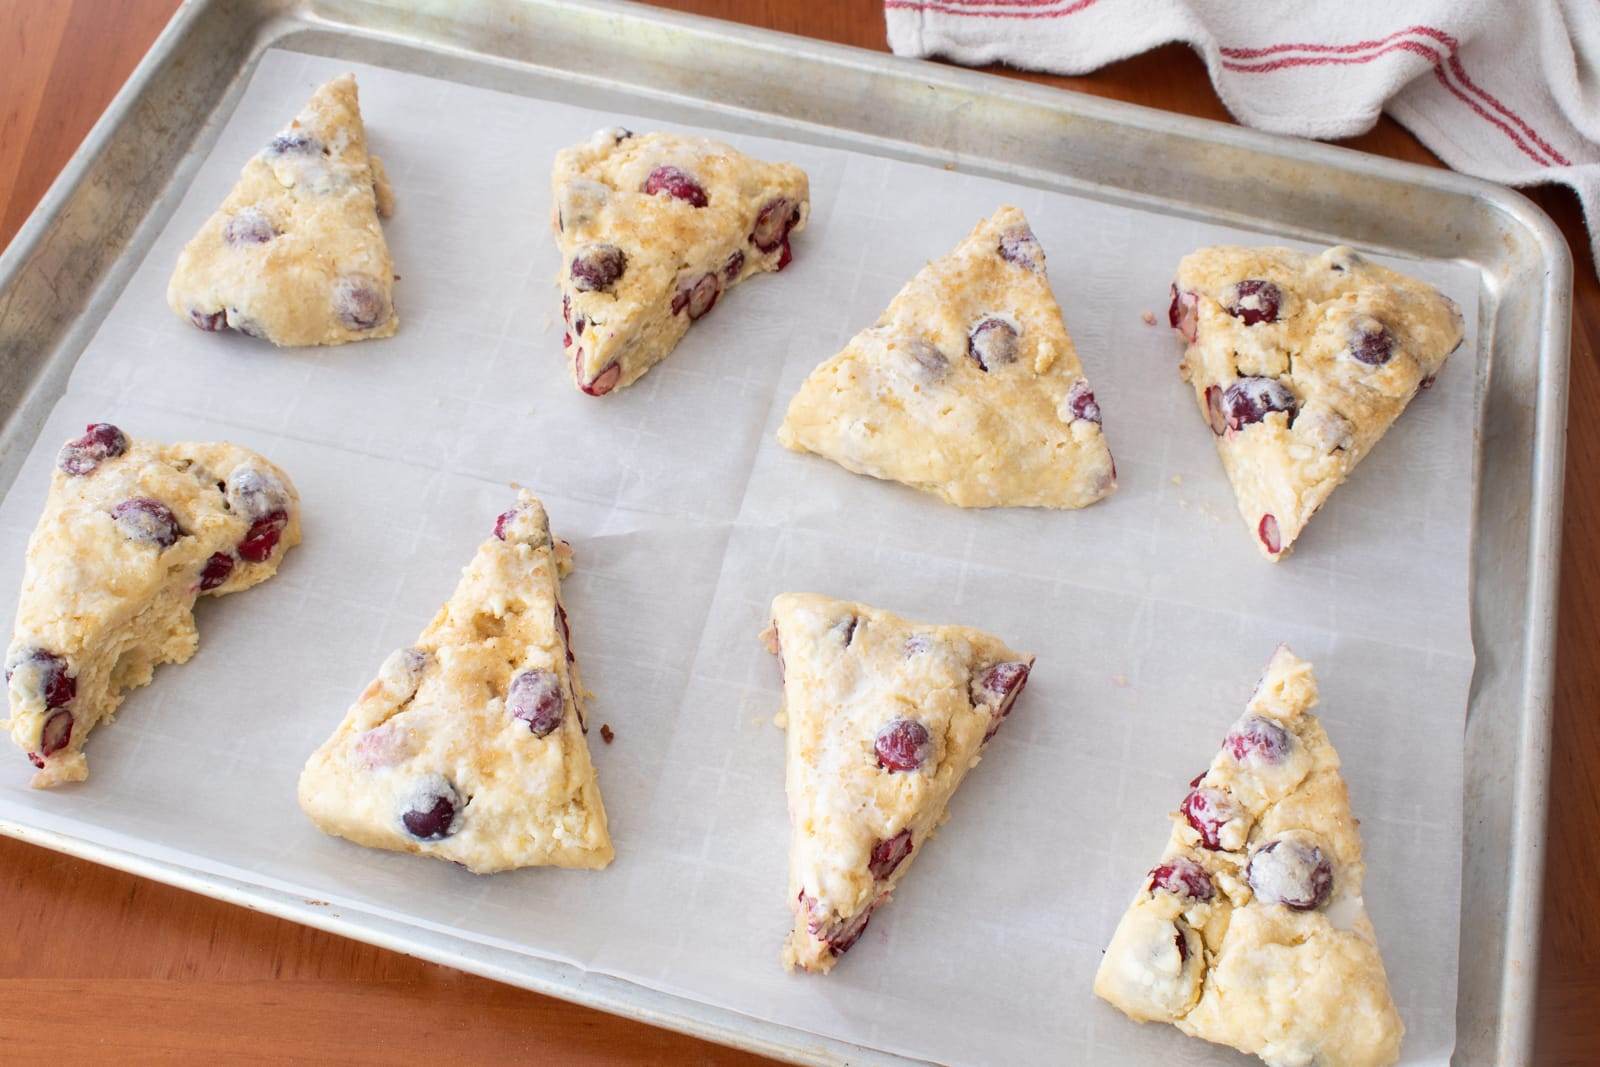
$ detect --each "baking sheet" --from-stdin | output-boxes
[0,48,1478,1065]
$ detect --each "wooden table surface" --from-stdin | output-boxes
[1,1,1595,1063]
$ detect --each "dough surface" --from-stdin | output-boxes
[1093,646,1403,1067]
[761,592,1033,972]
[553,128,810,394]
[778,205,1116,508]
[5,424,300,787]
[1169,245,1463,559]
[168,73,398,347]
[298,492,612,873]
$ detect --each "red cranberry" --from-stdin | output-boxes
[875,719,931,772]
[493,506,521,541]
[40,710,73,757]
[1223,279,1283,325]
[1247,838,1333,909]
[1225,714,1292,763]
[57,423,127,476]
[1203,385,1227,435]
[238,511,287,562]
[1258,514,1282,555]
[224,208,276,246]
[1174,925,1191,965]
[112,498,180,548]
[190,308,227,332]
[1169,285,1199,343]
[1222,377,1298,430]
[869,829,914,880]
[723,250,745,282]
[672,272,721,319]
[571,244,627,293]
[967,317,1018,371]
[997,225,1044,272]
[555,603,574,662]
[1181,787,1241,850]
[334,274,390,330]
[751,198,797,253]
[580,361,622,396]
[1421,374,1437,390]
[561,293,570,324]
[1066,381,1102,424]
[1348,319,1395,366]
[6,649,75,709]
[401,777,462,840]
[199,552,235,590]
[975,661,1030,739]
[26,753,44,770]
[900,339,949,384]
[268,130,322,155]
[641,165,708,207]
[1149,857,1214,901]
[507,669,565,737]
[227,467,289,522]
[826,905,874,956]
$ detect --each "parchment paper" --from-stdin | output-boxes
[0,49,1477,1065]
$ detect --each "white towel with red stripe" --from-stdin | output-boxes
[885,0,1600,273]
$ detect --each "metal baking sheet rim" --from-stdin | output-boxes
[0,1,1569,1065]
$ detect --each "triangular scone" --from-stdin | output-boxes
[777,206,1115,508]
[6,423,300,788]
[1169,245,1463,559]
[1094,646,1403,1067]
[760,593,1034,972]
[168,74,398,346]
[553,128,810,395]
[298,492,612,872]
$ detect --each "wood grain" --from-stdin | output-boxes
[0,1,1595,1063]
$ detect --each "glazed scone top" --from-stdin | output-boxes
[1171,245,1463,558]
[1093,647,1402,1067]
[168,73,398,347]
[553,128,810,394]
[763,592,1033,971]
[297,492,612,873]
[7,424,300,786]
[778,205,1116,509]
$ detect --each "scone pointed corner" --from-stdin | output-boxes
[776,205,1117,509]
[7,423,300,788]
[553,128,810,396]
[762,592,1034,973]
[298,490,613,874]
[1093,646,1404,1067]
[168,73,399,348]
[1167,244,1463,561]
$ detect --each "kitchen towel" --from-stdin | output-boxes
[886,0,1600,273]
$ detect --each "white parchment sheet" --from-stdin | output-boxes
[0,49,1478,1065]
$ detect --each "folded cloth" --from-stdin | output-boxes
[886,0,1600,274]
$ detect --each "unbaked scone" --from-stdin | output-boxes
[298,492,612,872]
[168,73,398,346]
[5,423,300,787]
[760,593,1033,972]
[777,205,1116,508]
[1093,646,1403,1067]
[1169,246,1463,559]
[553,128,809,394]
